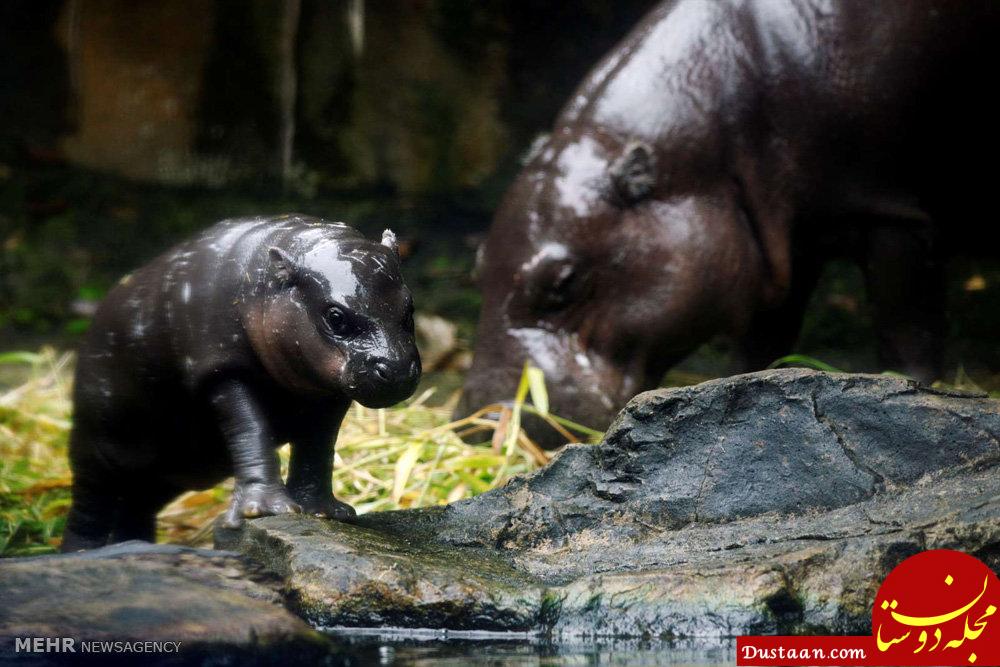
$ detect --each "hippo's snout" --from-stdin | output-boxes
[372,358,420,385]
[455,327,637,449]
[350,354,421,408]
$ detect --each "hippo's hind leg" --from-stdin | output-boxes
[61,474,117,552]
[286,401,355,520]
[63,424,178,549]
[864,224,945,383]
[62,426,120,552]
[109,483,180,544]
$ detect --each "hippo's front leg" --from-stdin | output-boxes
[208,379,301,528]
[864,224,945,383]
[286,402,356,520]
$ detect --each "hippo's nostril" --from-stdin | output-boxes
[373,361,391,382]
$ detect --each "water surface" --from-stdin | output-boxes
[325,628,736,666]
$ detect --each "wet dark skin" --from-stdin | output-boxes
[459,0,999,448]
[61,215,420,551]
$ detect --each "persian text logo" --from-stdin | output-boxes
[873,549,999,665]
[736,549,1000,666]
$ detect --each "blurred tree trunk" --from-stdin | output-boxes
[56,0,215,181]
[63,0,82,128]
[276,0,300,185]
[347,0,364,57]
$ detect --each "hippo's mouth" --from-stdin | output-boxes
[345,370,420,409]
[455,328,630,449]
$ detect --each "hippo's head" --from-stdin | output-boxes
[247,228,421,407]
[456,130,777,447]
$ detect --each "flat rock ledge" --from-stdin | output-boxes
[217,369,1000,639]
[0,542,337,664]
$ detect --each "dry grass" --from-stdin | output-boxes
[0,349,74,555]
[0,349,600,555]
[10,348,986,556]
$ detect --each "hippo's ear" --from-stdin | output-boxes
[381,229,399,257]
[609,141,656,206]
[268,247,298,286]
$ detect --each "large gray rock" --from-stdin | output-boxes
[217,370,1000,638]
[440,369,1000,549]
[0,542,339,665]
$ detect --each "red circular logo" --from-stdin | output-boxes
[873,550,1000,665]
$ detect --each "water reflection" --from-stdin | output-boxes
[325,627,735,666]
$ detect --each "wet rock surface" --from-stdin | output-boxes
[217,370,1000,638]
[0,542,338,664]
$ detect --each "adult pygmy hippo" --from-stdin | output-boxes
[62,215,420,551]
[459,0,999,447]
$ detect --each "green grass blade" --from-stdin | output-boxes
[767,354,844,373]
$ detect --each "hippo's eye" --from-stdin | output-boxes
[325,306,356,338]
[534,263,577,311]
[553,264,575,291]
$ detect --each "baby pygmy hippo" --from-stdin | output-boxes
[61,215,420,551]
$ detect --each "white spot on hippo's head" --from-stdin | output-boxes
[301,240,359,299]
[554,136,609,217]
[181,282,191,303]
[296,227,328,246]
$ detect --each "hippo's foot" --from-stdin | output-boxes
[223,482,301,528]
[292,494,357,521]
